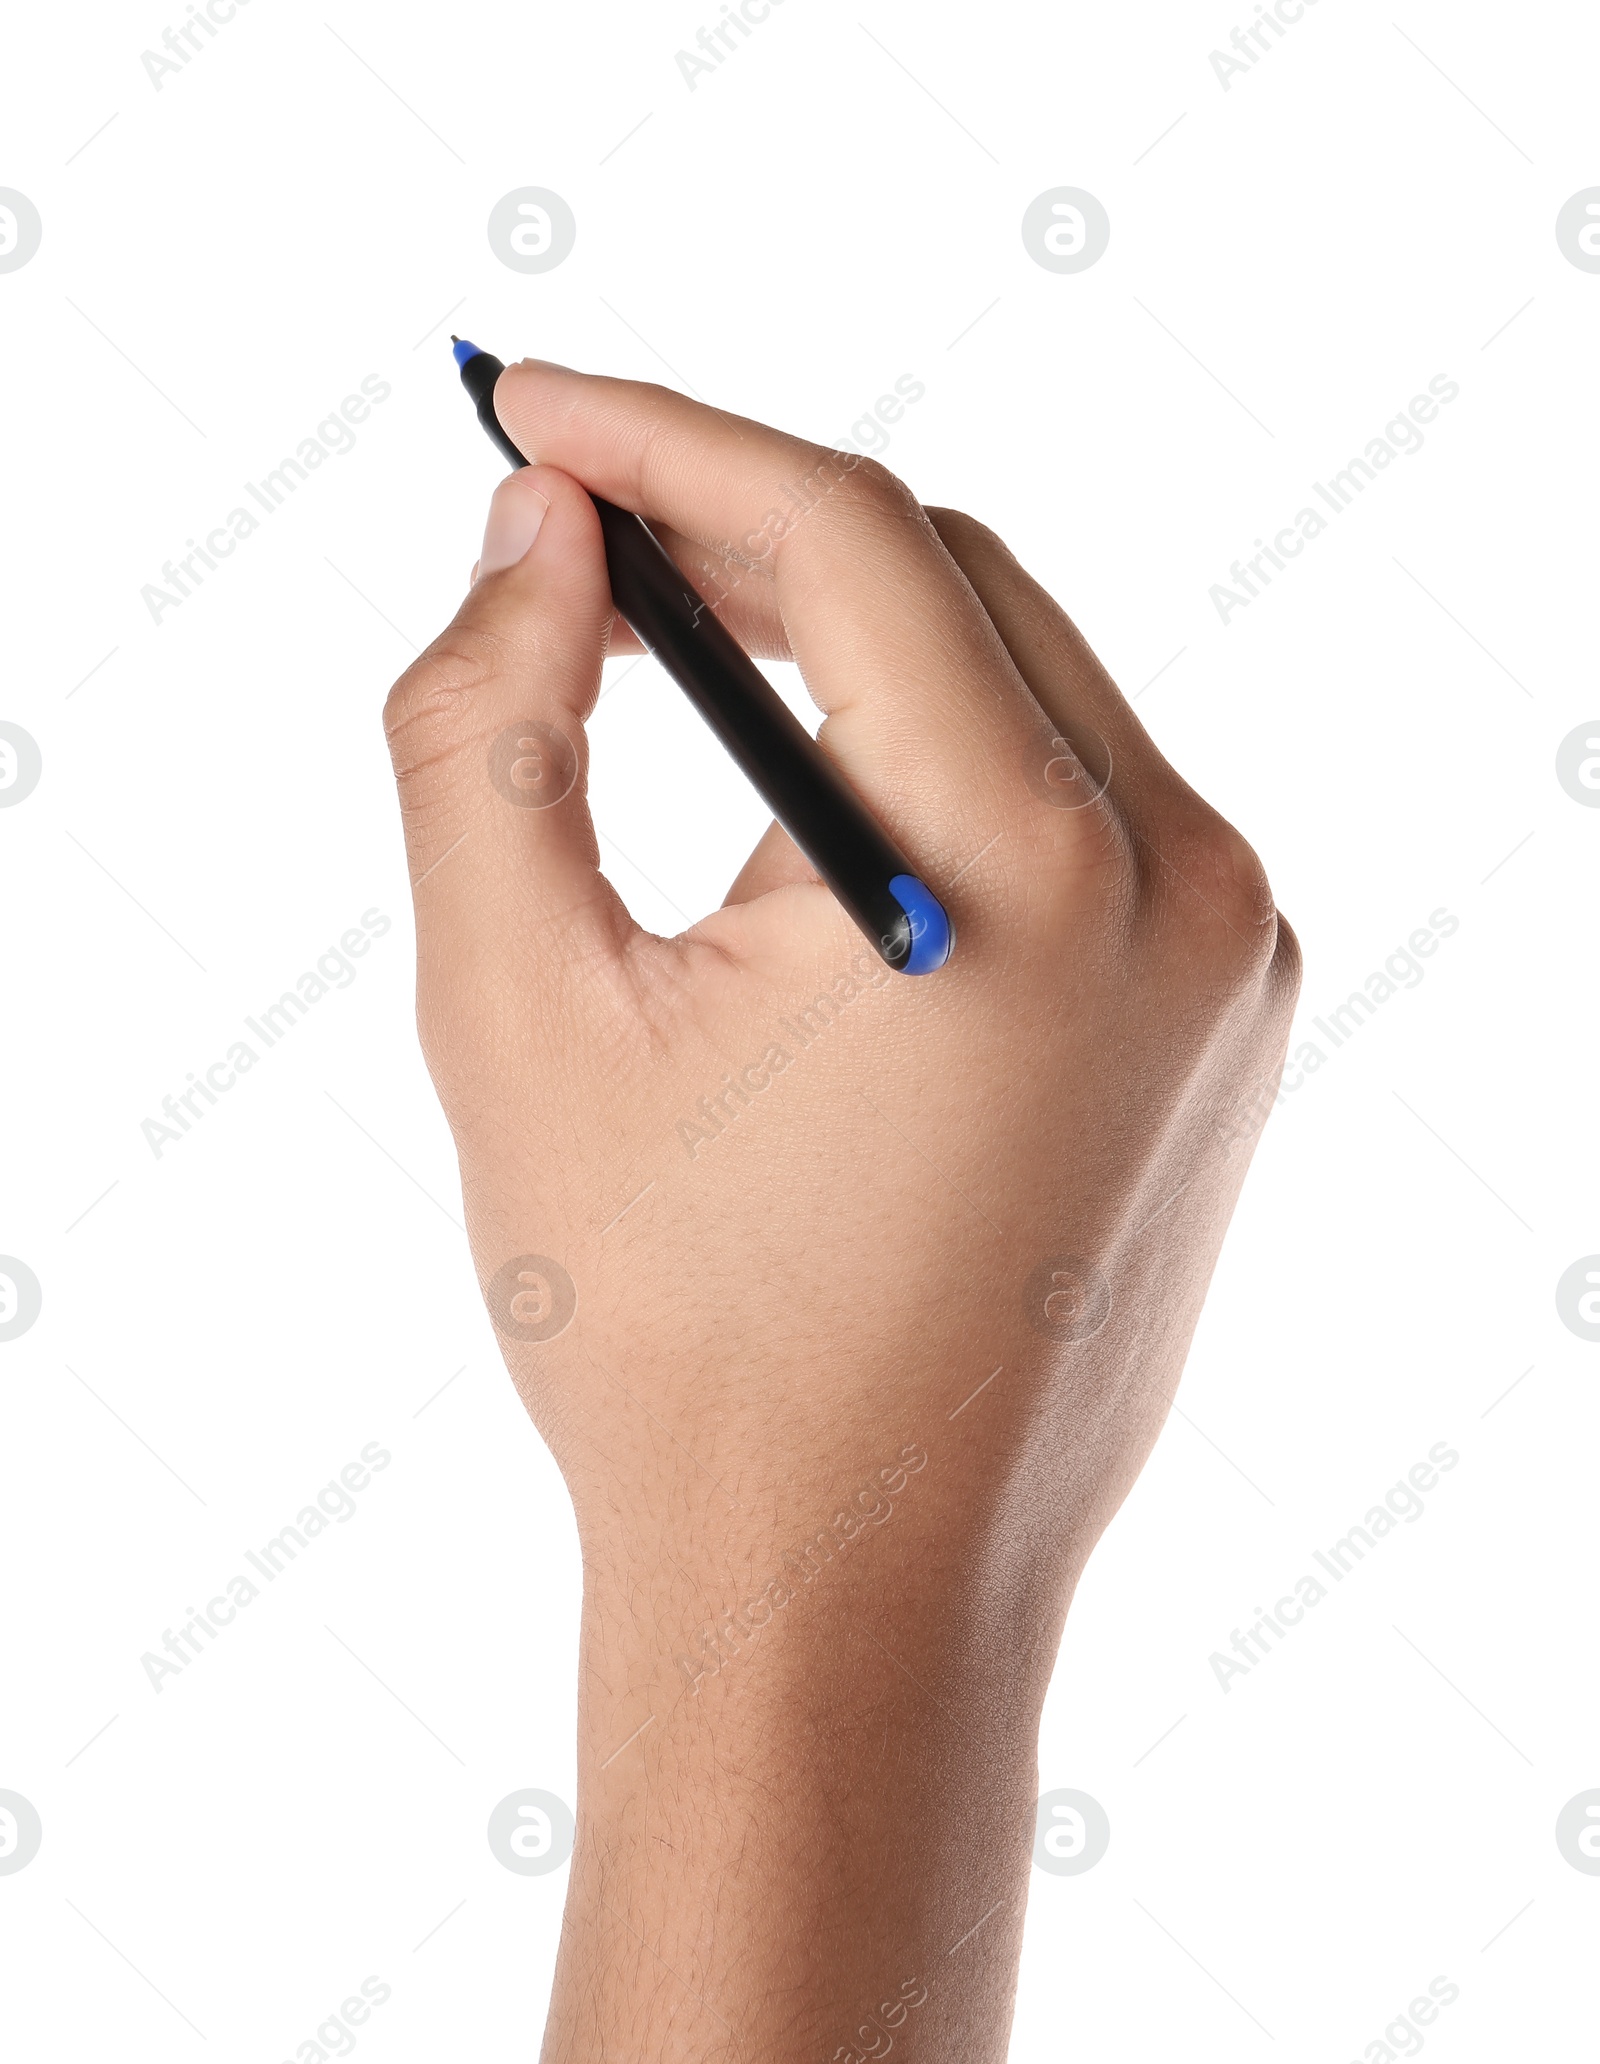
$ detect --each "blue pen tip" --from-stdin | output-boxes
[451,336,483,368]
[889,875,953,975]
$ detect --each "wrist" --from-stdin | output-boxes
[572,1409,1076,1730]
[553,1605,1044,2062]
[544,1430,1074,2060]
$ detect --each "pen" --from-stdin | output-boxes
[450,339,952,976]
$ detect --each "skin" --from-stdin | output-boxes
[383,361,1300,2061]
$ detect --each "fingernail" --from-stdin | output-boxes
[479,480,551,577]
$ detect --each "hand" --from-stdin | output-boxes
[383,362,1299,2060]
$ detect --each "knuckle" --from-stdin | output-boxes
[815,452,919,525]
[926,505,1006,559]
[1266,907,1304,1010]
[624,407,676,510]
[767,454,924,572]
[1144,809,1281,976]
[382,623,514,772]
[1043,784,1140,899]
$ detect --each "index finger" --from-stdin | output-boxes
[493,361,1051,841]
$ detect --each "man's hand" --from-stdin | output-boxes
[383,362,1299,2060]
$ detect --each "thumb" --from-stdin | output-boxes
[383,465,635,1043]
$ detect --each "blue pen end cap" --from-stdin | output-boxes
[889,875,953,975]
[451,336,484,368]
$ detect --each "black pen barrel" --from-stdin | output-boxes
[454,344,951,972]
[589,497,913,966]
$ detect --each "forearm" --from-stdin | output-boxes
[544,1499,1066,2059]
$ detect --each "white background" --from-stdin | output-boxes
[2,0,1596,2056]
